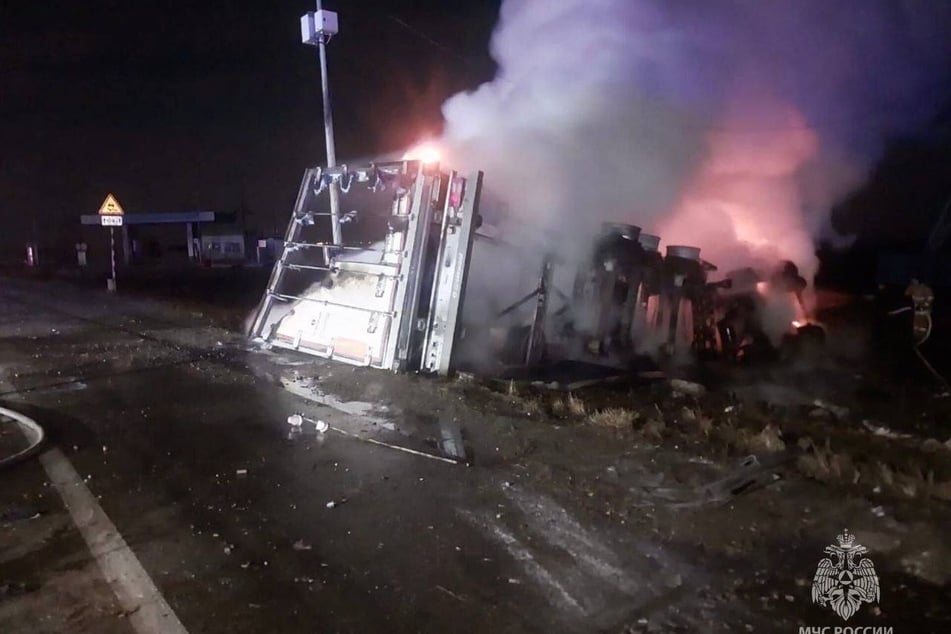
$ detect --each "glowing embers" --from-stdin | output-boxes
[716,260,814,362]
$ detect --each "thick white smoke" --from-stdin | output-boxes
[435,0,951,285]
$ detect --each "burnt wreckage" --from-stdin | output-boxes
[247,159,818,376]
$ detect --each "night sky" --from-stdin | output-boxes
[1,0,499,252]
[4,1,951,263]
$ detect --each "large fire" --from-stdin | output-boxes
[753,277,810,336]
[657,101,821,285]
[402,142,441,164]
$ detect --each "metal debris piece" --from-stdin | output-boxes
[0,582,37,598]
[290,413,461,465]
[670,379,706,398]
[0,507,42,523]
[861,420,912,440]
[812,399,849,420]
[438,419,467,460]
[435,585,468,603]
[635,451,797,508]
[751,424,786,453]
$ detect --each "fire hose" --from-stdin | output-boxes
[910,313,949,392]
[891,281,949,392]
[0,406,46,469]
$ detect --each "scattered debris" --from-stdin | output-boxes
[235,468,248,477]
[871,505,886,518]
[811,399,849,420]
[288,413,462,465]
[749,424,786,454]
[325,498,348,509]
[0,582,37,598]
[861,420,913,440]
[637,452,796,508]
[641,418,666,441]
[0,506,42,523]
[438,419,467,460]
[292,539,313,551]
[670,379,706,398]
[435,585,468,602]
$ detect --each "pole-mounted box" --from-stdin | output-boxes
[301,10,339,44]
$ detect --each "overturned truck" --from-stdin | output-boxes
[248,159,815,376]
[247,160,483,375]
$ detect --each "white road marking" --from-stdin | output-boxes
[458,509,586,615]
[0,298,202,633]
[503,485,640,594]
[39,447,189,634]
[1,378,190,634]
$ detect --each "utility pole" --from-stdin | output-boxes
[301,1,342,247]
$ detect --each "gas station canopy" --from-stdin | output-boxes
[80,211,218,225]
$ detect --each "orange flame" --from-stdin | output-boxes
[402,142,441,164]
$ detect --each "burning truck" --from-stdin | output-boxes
[247,156,822,376]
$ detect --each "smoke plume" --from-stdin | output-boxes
[437,0,951,283]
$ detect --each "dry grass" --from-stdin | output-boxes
[522,395,543,416]
[566,393,587,417]
[792,435,951,500]
[588,407,637,429]
[641,418,666,440]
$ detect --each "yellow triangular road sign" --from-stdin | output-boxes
[98,193,125,216]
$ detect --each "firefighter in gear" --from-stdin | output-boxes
[905,279,934,345]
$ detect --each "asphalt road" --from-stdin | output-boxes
[0,279,693,633]
[1,277,949,633]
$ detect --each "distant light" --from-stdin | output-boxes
[756,281,769,294]
[792,320,804,328]
[402,142,441,164]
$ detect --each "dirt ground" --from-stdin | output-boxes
[2,271,950,633]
